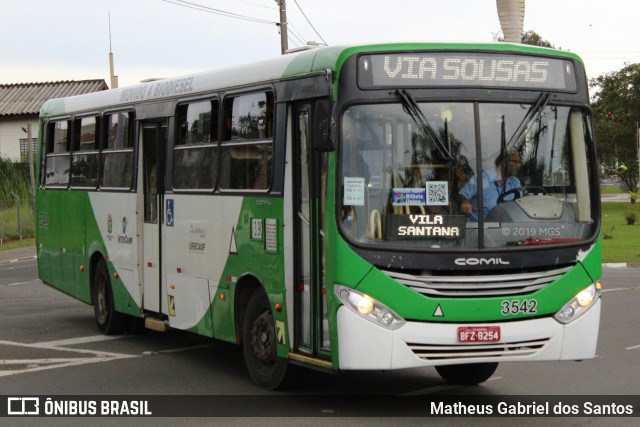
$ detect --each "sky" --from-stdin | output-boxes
[2,0,640,89]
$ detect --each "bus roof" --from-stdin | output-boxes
[40,42,582,118]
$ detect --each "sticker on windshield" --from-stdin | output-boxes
[392,188,426,206]
[426,181,449,206]
[343,177,365,206]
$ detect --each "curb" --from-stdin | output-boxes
[603,263,640,269]
[0,255,37,265]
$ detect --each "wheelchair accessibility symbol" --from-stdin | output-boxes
[166,199,174,227]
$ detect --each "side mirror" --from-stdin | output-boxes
[313,99,335,152]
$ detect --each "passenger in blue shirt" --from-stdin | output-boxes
[459,151,522,221]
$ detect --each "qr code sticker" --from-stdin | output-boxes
[426,181,449,206]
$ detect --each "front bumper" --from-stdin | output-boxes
[337,298,600,370]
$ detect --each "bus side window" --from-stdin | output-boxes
[70,116,99,189]
[100,112,134,190]
[44,120,71,188]
[173,100,218,190]
[219,92,274,190]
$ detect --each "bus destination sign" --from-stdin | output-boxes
[359,53,577,91]
[386,214,466,240]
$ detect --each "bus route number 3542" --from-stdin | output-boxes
[501,299,538,315]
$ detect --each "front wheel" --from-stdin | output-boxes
[242,291,292,390]
[435,362,498,385]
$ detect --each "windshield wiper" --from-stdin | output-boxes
[505,92,552,151]
[396,89,452,160]
[507,237,581,246]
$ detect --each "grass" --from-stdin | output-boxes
[0,203,35,243]
[600,185,625,195]
[0,237,35,251]
[601,203,640,264]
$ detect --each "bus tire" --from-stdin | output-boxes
[435,362,498,385]
[242,291,292,390]
[92,259,126,335]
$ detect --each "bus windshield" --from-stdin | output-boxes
[339,99,597,250]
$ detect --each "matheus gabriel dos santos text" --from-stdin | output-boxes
[430,401,635,416]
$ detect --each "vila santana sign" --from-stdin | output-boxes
[386,214,466,240]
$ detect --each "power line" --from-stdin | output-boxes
[287,35,301,49]
[287,25,307,46]
[235,0,277,10]
[160,0,278,26]
[160,0,326,53]
[291,0,327,45]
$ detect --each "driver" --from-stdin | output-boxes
[458,150,522,221]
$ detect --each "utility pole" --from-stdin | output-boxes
[108,13,119,89]
[276,0,288,54]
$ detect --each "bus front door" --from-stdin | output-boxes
[140,121,167,316]
[292,104,330,361]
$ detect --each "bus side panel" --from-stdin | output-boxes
[60,191,87,299]
[43,190,67,295]
[162,194,244,337]
[72,193,94,304]
[88,192,141,316]
[37,189,65,293]
[213,197,286,349]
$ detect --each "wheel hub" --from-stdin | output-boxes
[251,311,275,362]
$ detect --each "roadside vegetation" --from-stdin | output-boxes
[601,203,640,263]
[0,158,35,244]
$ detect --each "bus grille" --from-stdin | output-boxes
[406,338,549,361]
[383,266,572,297]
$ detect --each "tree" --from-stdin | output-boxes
[520,30,555,48]
[590,63,640,191]
[496,29,556,48]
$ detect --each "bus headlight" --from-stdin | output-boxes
[335,285,405,330]
[554,282,601,324]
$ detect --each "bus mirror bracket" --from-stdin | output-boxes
[313,98,335,152]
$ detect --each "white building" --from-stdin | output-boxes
[0,80,108,161]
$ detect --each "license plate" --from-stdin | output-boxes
[457,326,501,342]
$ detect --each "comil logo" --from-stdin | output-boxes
[8,397,39,415]
[454,257,510,266]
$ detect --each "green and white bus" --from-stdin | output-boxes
[36,42,602,389]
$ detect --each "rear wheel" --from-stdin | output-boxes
[435,362,498,385]
[242,291,292,390]
[93,259,126,335]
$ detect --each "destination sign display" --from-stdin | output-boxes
[358,53,577,91]
[386,214,466,240]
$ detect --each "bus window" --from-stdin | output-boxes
[44,120,71,187]
[173,100,218,190]
[220,92,273,190]
[100,112,134,190]
[70,116,99,189]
